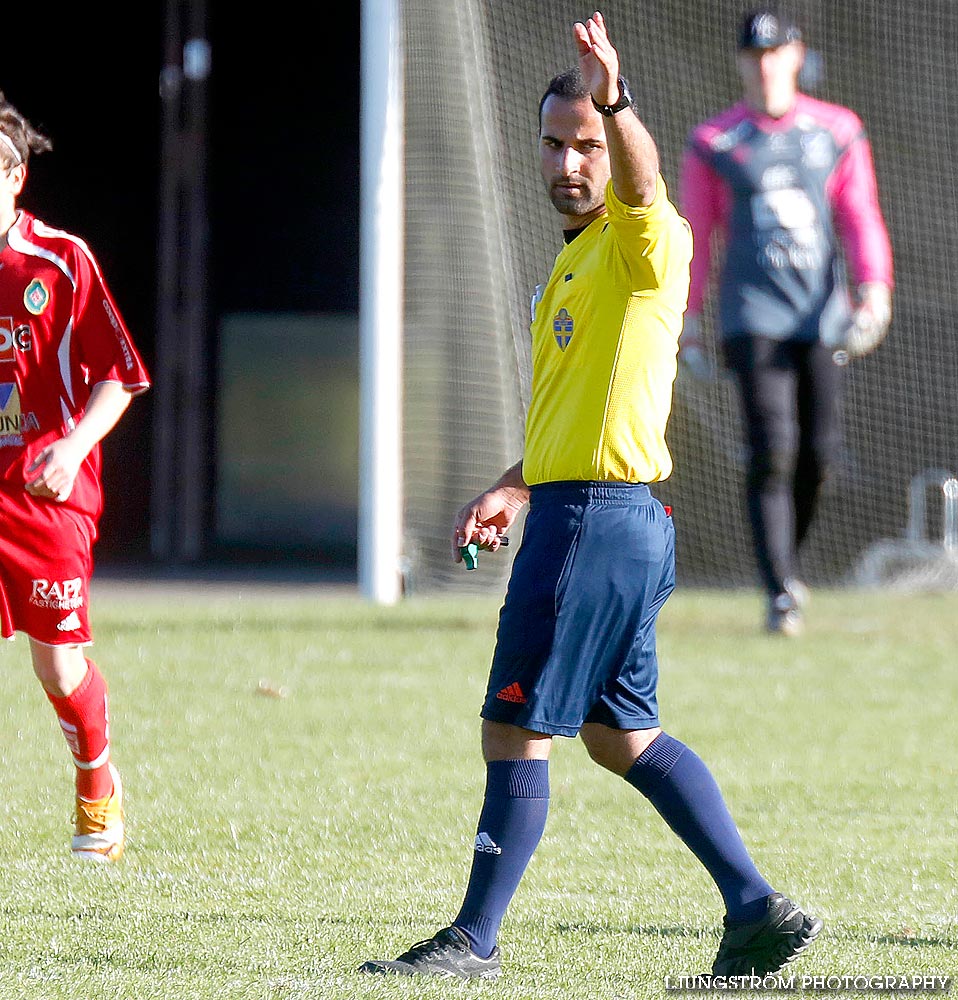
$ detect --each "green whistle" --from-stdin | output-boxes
[460,542,480,570]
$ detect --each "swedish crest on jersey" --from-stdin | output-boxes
[553,308,574,350]
[24,278,50,316]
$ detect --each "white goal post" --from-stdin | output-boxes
[358,0,404,604]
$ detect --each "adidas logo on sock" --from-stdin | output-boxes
[474,831,502,855]
[495,682,527,704]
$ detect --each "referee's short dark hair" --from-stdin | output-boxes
[538,68,633,128]
[538,68,590,127]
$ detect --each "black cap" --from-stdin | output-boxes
[738,8,803,49]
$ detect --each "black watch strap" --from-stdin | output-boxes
[591,77,632,117]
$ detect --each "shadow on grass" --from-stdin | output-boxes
[555,922,714,939]
[98,615,491,638]
[786,922,955,950]
[867,932,956,949]
[0,903,397,932]
[554,920,955,951]
[0,903,275,925]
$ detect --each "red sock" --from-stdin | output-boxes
[46,659,113,800]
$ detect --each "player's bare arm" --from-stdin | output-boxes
[452,461,529,561]
[574,11,658,207]
[25,381,133,502]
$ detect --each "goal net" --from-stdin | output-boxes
[399,0,958,593]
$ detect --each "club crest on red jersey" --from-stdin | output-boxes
[24,278,50,316]
[553,307,574,350]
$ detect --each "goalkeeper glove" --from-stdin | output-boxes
[677,314,717,382]
[845,282,892,359]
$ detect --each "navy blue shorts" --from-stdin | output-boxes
[481,481,675,737]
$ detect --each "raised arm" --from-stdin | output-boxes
[574,11,658,207]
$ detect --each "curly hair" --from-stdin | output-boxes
[0,91,52,170]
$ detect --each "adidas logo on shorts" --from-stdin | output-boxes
[56,611,82,632]
[495,682,527,704]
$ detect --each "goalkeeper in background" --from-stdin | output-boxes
[678,7,894,636]
[361,10,821,982]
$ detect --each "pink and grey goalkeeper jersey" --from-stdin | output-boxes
[0,211,150,521]
[680,93,893,343]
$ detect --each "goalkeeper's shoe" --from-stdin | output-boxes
[712,893,823,976]
[784,578,810,609]
[358,926,501,980]
[766,591,803,637]
[72,763,124,862]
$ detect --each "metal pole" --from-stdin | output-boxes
[177,10,211,561]
[358,0,405,603]
[151,0,210,563]
[151,0,183,561]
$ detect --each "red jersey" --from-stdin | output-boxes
[0,210,150,521]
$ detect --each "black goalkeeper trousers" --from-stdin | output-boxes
[723,334,843,599]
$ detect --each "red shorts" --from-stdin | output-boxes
[0,489,95,645]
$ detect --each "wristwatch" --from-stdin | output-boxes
[591,77,633,117]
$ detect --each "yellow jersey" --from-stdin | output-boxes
[522,174,692,485]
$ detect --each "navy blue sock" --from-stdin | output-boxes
[453,758,550,958]
[625,732,774,922]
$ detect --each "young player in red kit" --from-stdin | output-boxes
[0,92,150,861]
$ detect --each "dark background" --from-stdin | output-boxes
[5,4,361,564]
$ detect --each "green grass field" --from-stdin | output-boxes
[1,584,955,999]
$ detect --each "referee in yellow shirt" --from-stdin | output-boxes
[361,10,821,982]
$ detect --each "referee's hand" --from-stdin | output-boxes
[452,492,522,562]
[574,11,620,108]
